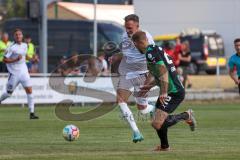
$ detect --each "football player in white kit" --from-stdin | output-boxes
[0,28,39,119]
[117,14,155,143]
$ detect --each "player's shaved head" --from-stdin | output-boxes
[132,31,149,54]
[132,31,147,42]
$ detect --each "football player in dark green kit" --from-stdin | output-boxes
[132,31,197,151]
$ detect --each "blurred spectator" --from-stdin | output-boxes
[97,52,109,76]
[68,52,81,75]
[57,52,83,76]
[57,52,111,77]
[29,54,40,73]
[57,56,71,76]
[179,41,192,88]
[163,41,180,67]
[85,57,100,77]
[24,35,37,72]
[173,37,182,67]
[228,38,240,94]
[0,32,11,72]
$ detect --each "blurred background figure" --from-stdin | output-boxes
[0,32,11,73]
[86,57,99,77]
[24,35,39,73]
[163,41,174,57]
[68,52,81,75]
[57,55,70,76]
[163,41,180,67]
[97,52,109,76]
[173,37,182,67]
[179,41,192,88]
[228,38,240,95]
[29,54,40,73]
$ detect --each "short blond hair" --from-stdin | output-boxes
[132,31,147,42]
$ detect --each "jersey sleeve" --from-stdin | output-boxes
[146,45,164,65]
[156,47,166,65]
[145,31,155,45]
[4,46,12,58]
[228,56,235,70]
[24,44,28,55]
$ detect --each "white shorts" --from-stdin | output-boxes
[117,73,148,106]
[7,72,31,92]
[117,73,146,91]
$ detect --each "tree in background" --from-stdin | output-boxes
[6,0,26,18]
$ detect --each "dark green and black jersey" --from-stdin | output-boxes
[146,45,184,94]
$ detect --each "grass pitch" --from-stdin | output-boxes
[0,103,240,160]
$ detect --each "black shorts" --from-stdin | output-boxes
[155,91,185,114]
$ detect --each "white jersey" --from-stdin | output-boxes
[121,30,155,63]
[119,30,155,79]
[4,42,28,75]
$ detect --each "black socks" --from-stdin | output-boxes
[156,112,189,148]
[156,128,169,149]
[162,112,189,128]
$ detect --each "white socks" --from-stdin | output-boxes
[27,94,34,113]
[139,104,155,115]
[1,92,35,114]
[0,92,11,102]
[119,102,139,133]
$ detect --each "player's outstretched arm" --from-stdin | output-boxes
[158,64,169,104]
[3,55,22,64]
[138,73,156,97]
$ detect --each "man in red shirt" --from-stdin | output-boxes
[163,41,180,67]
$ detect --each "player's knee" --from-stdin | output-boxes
[116,94,127,103]
[135,97,148,110]
[152,121,163,130]
[116,89,131,103]
[117,95,124,103]
[25,87,32,94]
[137,104,147,110]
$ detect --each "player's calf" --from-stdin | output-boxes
[0,92,11,103]
[119,102,143,142]
[26,93,39,119]
[151,109,168,130]
[25,87,39,119]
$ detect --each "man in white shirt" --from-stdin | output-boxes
[98,52,109,75]
[0,28,39,119]
[117,14,155,143]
